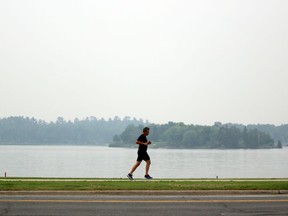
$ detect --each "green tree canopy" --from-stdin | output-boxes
[111,122,276,149]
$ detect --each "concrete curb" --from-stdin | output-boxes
[1,190,288,196]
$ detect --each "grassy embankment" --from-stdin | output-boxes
[0,178,288,191]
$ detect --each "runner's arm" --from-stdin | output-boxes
[136,140,151,145]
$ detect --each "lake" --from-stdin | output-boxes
[0,145,287,178]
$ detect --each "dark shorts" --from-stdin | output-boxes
[137,151,150,162]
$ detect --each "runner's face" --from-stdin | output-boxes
[144,130,149,136]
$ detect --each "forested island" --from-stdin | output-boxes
[111,122,282,149]
[0,116,287,149]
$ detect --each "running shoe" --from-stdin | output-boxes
[144,175,153,179]
[127,173,134,180]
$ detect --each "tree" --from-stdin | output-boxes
[277,140,282,148]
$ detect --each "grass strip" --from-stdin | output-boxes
[0,180,288,191]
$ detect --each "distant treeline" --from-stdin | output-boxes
[111,122,284,149]
[0,116,147,145]
[0,116,287,149]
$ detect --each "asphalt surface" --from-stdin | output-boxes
[0,194,288,216]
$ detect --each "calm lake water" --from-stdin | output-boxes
[0,145,287,178]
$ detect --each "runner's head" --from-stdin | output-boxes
[143,127,150,135]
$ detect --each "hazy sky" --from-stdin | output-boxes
[0,0,287,125]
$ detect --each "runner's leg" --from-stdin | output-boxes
[145,160,151,176]
[130,161,141,174]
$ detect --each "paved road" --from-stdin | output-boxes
[0,194,288,216]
